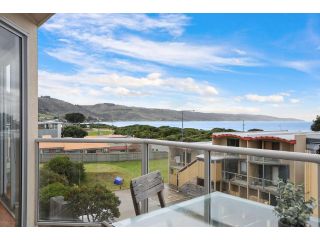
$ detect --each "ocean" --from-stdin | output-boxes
[101,120,312,132]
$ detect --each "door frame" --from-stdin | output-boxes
[0,17,28,227]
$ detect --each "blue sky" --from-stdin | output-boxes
[38,14,320,121]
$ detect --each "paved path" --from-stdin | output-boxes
[114,184,191,220]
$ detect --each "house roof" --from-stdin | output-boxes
[39,142,111,151]
[211,131,313,144]
[84,135,128,138]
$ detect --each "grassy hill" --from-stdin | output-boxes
[38,96,301,122]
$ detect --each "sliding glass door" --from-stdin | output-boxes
[0,23,22,226]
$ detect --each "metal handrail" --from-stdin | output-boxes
[36,137,320,164]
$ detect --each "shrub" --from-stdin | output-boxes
[39,182,71,218]
[45,155,73,179]
[66,184,120,223]
[40,168,69,187]
[274,180,316,226]
[62,125,88,138]
[45,156,85,185]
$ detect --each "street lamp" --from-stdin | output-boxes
[181,110,195,142]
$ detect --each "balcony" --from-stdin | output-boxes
[34,138,320,227]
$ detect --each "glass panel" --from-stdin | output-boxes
[148,144,169,212]
[211,150,319,219]
[148,145,205,212]
[113,192,286,227]
[38,140,142,223]
[0,24,22,226]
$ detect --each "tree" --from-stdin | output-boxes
[311,115,320,131]
[65,113,86,123]
[316,146,320,154]
[39,182,71,218]
[66,184,121,223]
[248,128,264,132]
[62,125,88,138]
[40,168,69,187]
[45,155,86,185]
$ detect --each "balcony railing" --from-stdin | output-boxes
[35,137,320,227]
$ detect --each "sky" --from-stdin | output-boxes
[38,14,320,121]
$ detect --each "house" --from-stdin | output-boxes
[38,120,63,138]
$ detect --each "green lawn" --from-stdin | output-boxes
[83,159,168,191]
[85,128,114,136]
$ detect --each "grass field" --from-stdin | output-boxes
[85,128,114,136]
[84,159,168,191]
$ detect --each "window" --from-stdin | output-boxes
[272,142,280,150]
[0,22,24,226]
[227,138,240,147]
[240,161,247,174]
[87,150,97,153]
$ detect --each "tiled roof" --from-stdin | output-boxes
[211,131,310,144]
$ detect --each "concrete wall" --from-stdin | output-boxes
[294,135,307,185]
[38,129,60,138]
[248,140,259,148]
[280,142,291,151]
[0,14,38,226]
[173,160,222,188]
[212,138,227,145]
[305,162,319,216]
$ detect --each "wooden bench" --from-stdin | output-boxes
[130,170,165,216]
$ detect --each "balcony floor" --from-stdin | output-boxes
[0,202,15,227]
[114,184,192,220]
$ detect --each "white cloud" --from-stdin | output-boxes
[42,14,261,71]
[290,98,300,104]
[39,70,219,98]
[233,48,247,55]
[279,60,320,74]
[245,94,285,103]
[183,99,260,114]
[45,47,164,74]
[88,89,104,97]
[43,13,190,37]
[77,35,260,70]
[102,87,146,96]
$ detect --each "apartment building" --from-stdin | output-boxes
[213,131,319,213]
[168,131,320,215]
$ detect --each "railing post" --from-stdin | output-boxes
[213,154,217,192]
[141,143,149,214]
[204,150,211,225]
[204,150,211,194]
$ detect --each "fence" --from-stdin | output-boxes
[40,151,168,163]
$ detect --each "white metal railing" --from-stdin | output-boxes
[36,137,320,164]
[35,137,320,226]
